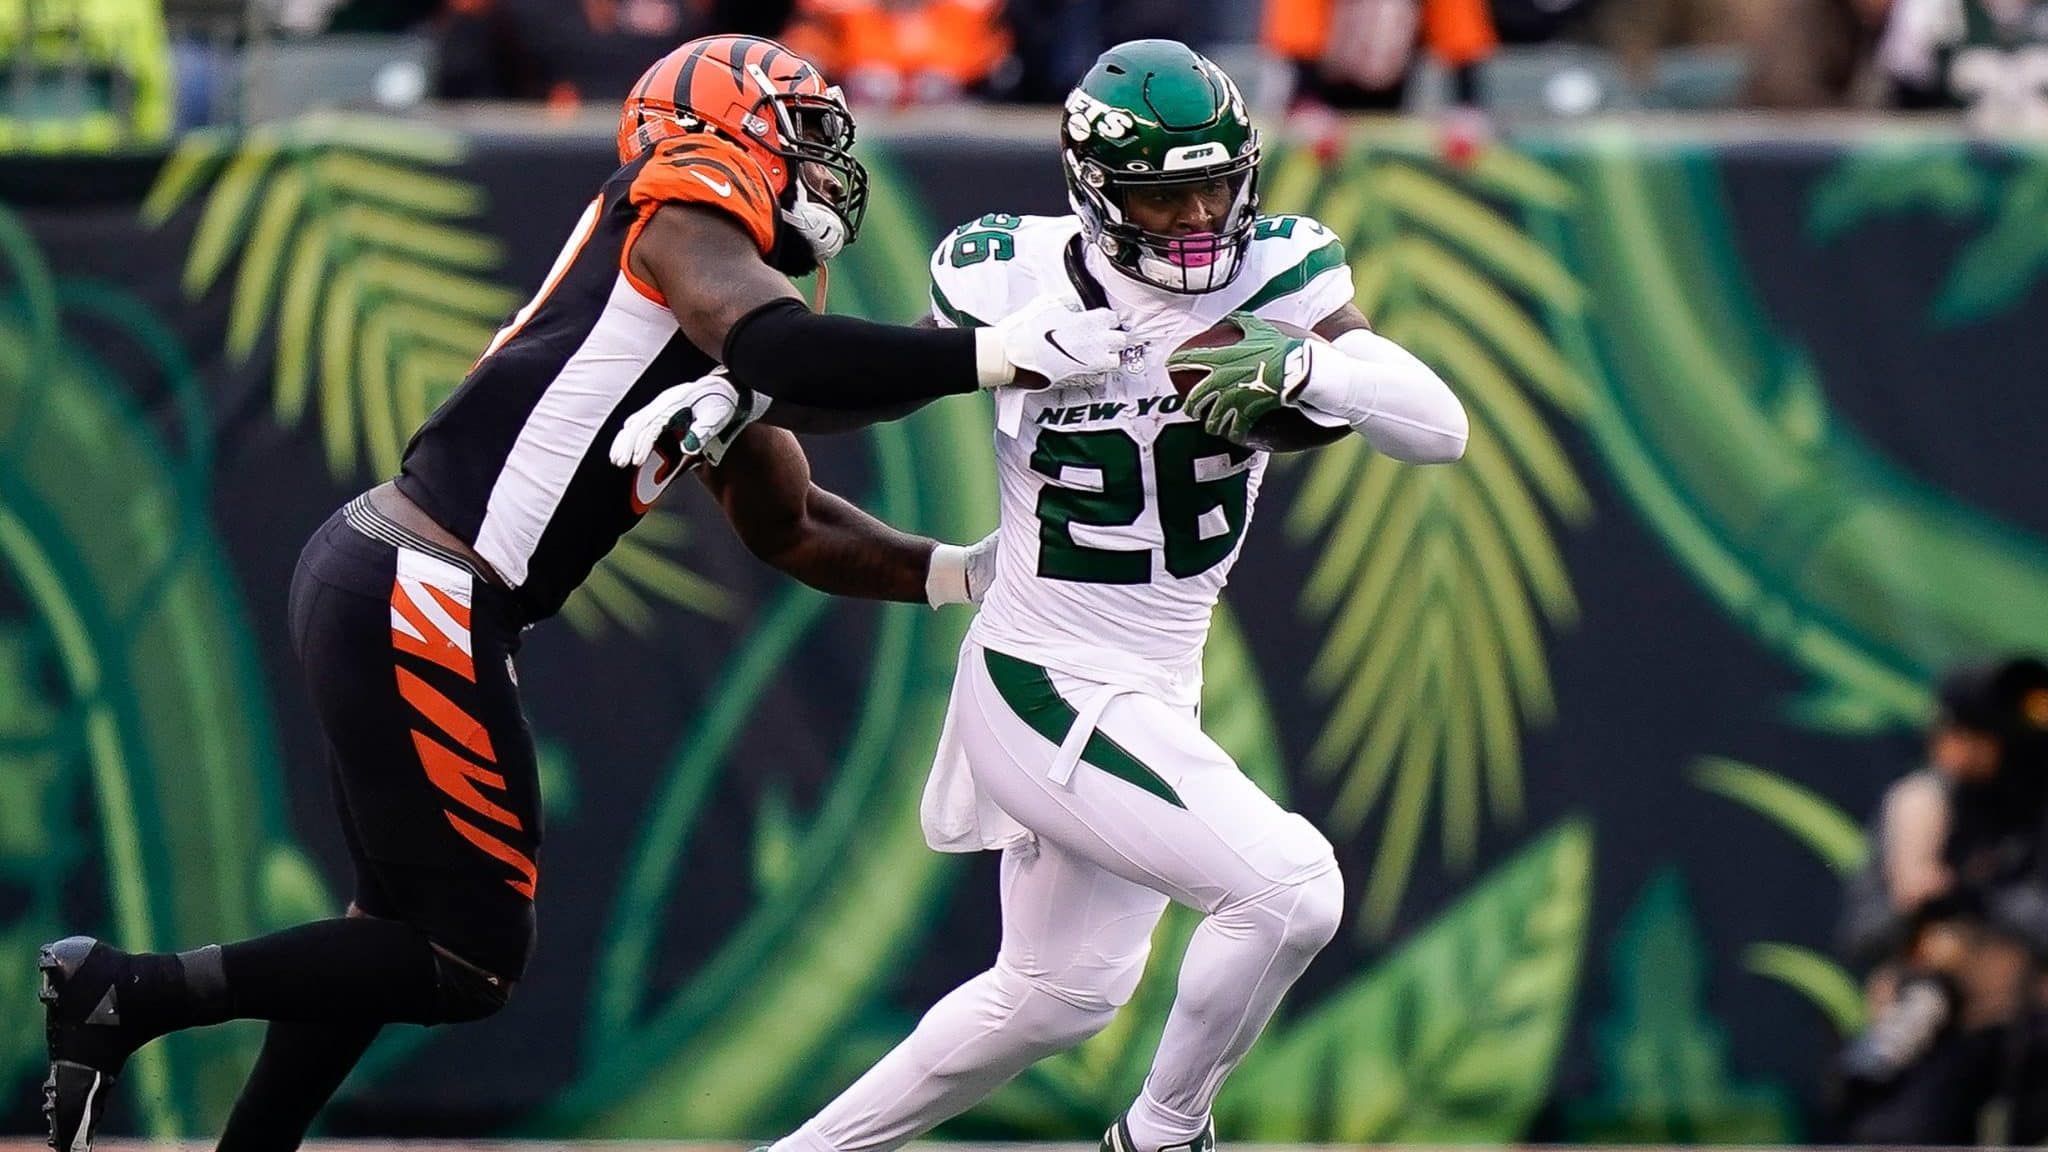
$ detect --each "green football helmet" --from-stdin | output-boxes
[1062,39,1260,294]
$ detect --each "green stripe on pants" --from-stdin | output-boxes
[982,647,1185,808]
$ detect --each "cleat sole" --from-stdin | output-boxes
[45,1062,111,1152]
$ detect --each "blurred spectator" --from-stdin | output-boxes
[1263,0,1498,109]
[1585,0,1754,77]
[325,0,441,32]
[1489,0,1596,44]
[436,0,793,104]
[1747,0,1885,106]
[780,0,1011,106]
[1583,0,1877,107]
[1877,0,2048,126]
[1834,656,2048,1144]
[1003,0,1213,103]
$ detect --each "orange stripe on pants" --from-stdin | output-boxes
[391,579,476,682]
[397,667,498,763]
[413,729,522,831]
[445,810,538,899]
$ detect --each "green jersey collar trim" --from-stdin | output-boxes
[931,280,988,329]
[1238,238,1346,314]
[982,647,1185,809]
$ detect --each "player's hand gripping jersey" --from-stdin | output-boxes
[929,212,1351,697]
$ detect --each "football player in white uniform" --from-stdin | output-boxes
[762,38,1468,1152]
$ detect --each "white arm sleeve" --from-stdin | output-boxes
[1292,328,1469,464]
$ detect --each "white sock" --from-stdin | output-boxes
[771,964,1114,1152]
[1122,1088,1210,1150]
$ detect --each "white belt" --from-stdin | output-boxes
[1047,683,1133,787]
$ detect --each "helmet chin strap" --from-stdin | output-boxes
[783,178,848,263]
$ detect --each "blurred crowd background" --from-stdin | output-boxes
[3,0,2047,151]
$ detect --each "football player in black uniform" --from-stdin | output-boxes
[38,33,1130,1152]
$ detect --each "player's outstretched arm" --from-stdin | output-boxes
[1302,304,1469,463]
[1174,304,1467,460]
[700,423,991,606]
[631,204,1127,416]
[755,315,946,435]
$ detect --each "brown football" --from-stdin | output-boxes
[1169,317,1348,452]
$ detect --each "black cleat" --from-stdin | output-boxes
[41,937,146,1152]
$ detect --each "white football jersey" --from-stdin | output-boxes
[929,212,1354,701]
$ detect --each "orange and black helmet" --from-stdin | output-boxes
[619,34,869,242]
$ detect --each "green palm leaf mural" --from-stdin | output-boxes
[142,114,514,479]
[1265,136,1593,935]
[140,113,717,639]
[1219,819,1592,1140]
[0,624,74,1098]
[556,507,733,636]
[1538,143,2048,727]
[1694,756,1868,875]
[1810,143,2048,326]
[1567,869,1795,1143]
[0,206,321,1134]
[1694,756,1870,1033]
[1807,145,1989,242]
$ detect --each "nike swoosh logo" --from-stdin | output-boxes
[689,170,733,198]
[1044,330,1078,362]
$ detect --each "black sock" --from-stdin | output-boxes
[207,918,441,1025]
[117,950,216,1035]
[216,1019,382,1152]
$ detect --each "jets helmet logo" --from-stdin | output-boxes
[1065,89,1136,142]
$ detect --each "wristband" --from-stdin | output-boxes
[973,328,1017,390]
[926,542,972,607]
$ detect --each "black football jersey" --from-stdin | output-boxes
[396,131,781,622]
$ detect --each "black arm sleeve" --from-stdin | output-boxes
[722,297,982,409]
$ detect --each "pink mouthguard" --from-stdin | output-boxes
[1164,232,1222,268]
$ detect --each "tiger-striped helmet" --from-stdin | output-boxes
[618,34,868,243]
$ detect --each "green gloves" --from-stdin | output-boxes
[1171,313,1311,443]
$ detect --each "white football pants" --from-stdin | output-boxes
[772,642,1344,1152]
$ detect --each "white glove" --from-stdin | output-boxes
[976,293,1128,389]
[609,368,768,471]
[926,530,998,607]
